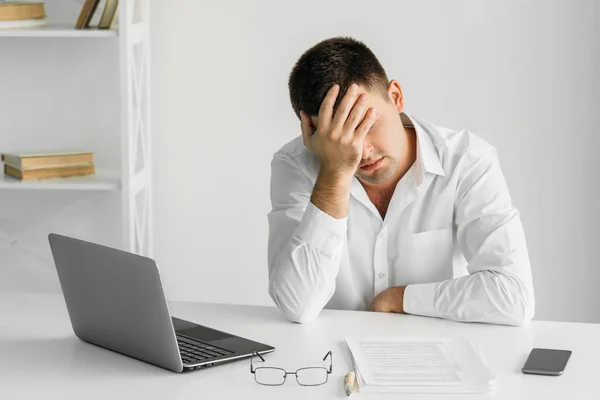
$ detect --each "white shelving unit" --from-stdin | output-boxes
[0,22,118,38]
[0,169,120,191]
[0,0,152,258]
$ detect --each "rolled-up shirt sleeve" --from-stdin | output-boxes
[404,145,535,326]
[267,153,347,323]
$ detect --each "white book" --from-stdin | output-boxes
[0,18,47,29]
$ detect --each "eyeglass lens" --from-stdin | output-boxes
[254,367,328,386]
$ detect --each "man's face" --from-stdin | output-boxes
[310,81,406,185]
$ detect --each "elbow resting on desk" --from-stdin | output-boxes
[434,270,535,327]
[268,257,334,324]
[267,237,340,324]
[268,282,324,324]
[499,289,535,327]
[485,270,536,327]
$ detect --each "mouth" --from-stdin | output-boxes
[360,157,384,172]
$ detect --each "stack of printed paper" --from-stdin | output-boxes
[345,337,495,394]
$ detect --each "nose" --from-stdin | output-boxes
[362,140,374,161]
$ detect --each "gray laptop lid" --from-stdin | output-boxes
[48,233,184,372]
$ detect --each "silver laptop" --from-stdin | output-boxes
[48,233,275,373]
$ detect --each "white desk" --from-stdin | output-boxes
[1,291,599,400]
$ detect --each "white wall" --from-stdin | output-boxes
[2,0,596,325]
[151,0,599,323]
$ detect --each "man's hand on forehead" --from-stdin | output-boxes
[299,83,377,174]
[309,86,363,129]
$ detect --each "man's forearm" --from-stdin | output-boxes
[310,168,353,219]
[403,271,534,326]
[268,168,352,323]
[268,201,347,323]
[267,155,349,324]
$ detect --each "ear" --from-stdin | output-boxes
[386,80,404,113]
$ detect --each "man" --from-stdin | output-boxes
[267,36,535,326]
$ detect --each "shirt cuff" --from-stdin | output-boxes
[403,282,439,318]
[294,201,347,257]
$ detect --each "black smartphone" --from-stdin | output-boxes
[522,348,572,376]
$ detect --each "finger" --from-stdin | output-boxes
[343,93,370,134]
[355,107,377,141]
[331,83,362,130]
[316,84,340,133]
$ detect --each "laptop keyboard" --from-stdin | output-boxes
[176,334,234,365]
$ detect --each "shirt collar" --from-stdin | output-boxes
[400,112,445,183]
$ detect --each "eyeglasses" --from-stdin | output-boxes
[250,351,333,386]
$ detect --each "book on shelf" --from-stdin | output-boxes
[0,18,46,29]
[75,0,100,29]
[0,1,47,29]
[4,163,95,181]
[1,149,95,181]
[76,0,119,30]
[0,2,46,21]
[98,0,118,29]
[1,150,94,170]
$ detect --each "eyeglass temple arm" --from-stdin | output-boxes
[250,352,266,373]
[323,350,333,373]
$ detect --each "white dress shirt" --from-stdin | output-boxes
[267,112,535,326]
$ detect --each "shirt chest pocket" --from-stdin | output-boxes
[394,228,454,284]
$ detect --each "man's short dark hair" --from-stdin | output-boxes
[288,36,390,121]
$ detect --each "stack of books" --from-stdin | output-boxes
[1,150,95,181]
[0,1,47,29]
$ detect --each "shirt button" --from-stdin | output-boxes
[378,273,385,279]
[329,235,337,241]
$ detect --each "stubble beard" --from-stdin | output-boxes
[355,156,400,184]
